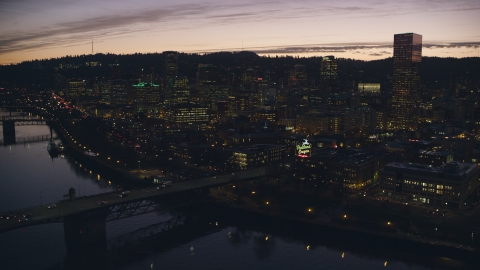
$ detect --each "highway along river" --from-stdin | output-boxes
[0,117,475,269]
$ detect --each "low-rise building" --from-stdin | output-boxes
[294,148,384,190]
[169,142,212,167]
[379,161,479,208]
[164,103,210,128]
[230,144,286,170]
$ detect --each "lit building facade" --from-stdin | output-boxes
[67,80,86,100]
[329,153,381,189]
[110,80,128,107]
[380,161,478,208]
[169,76,190,106]
[97,81,110,105]
[253,110,276,123]
[294,148,383,190]
[391,33,422,130]
[295,114,342,135]
[230,144,286,170]
[132,82,160,115]
[97,80,129,106]
[165,103,209,125]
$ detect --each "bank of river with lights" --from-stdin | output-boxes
[0,118,476,269]
[50,121,143,187]
[199,201,480,268]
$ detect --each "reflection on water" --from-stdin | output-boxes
[114,225,437,270]
[252,234,275,259]
[0,125,117,212]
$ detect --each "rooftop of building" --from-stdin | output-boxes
[383,161,477,179]
[232,144,285,154]
[416,150,451,157]
[308,148,383,166]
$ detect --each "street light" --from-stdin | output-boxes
[138,160,141,170]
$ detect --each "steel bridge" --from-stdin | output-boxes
[1,116,56,145]
[0,116,51,125]
[0,166,282,233]
[0,134,58,145]
[0,165,284,256]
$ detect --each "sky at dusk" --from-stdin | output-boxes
[1,0,479,65]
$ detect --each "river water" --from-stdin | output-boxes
[0,116,472,270]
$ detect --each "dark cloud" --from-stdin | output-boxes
[252,44,388,54]
[210,13,255,19]
[0,3,212,54]
[251,42,480,55]
[423,42,480,49]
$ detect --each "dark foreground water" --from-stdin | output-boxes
[0,119,474,270]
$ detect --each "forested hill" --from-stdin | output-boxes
[0,52,478,91]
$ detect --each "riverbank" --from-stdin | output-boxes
[51,121,147,189]
[205,199,480,267]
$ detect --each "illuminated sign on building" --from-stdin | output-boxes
[296,139,311,158]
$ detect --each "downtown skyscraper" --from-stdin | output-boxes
[319,56,338,93]
[391,33,422,130]
[163,51,178,99]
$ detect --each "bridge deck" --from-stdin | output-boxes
[0,166,272,233]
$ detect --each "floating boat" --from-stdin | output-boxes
[47,140,59,156]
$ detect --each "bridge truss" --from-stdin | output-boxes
[106,189,210,222]
[107,214,186,249]
[0,119,49,125]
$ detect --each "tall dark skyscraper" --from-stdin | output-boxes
[391,33,422,130]
[163,51,178,99]
[310,55,337,105]
[319,56,337,91]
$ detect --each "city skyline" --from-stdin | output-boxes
[1,0,480,65]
